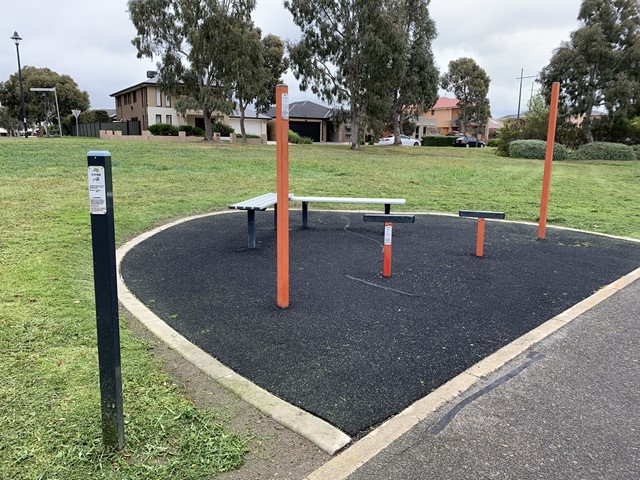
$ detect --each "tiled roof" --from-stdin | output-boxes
[433,97,459,109]
[266,100,333,119]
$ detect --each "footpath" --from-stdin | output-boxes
[310,277,640,479]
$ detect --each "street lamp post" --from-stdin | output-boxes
[10,31,28,137]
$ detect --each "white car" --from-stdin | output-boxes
[378,135,420,146]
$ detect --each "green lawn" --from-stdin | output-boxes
[1,138,638,479]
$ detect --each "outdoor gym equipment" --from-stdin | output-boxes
[458,210,506,257]
[363,214,415,277]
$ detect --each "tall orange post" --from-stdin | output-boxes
[538,82,560,240]
[476,218,485,257]
[276,85,289,308]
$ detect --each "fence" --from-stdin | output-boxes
[73,121,141,138]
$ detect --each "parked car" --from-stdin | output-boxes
[378,135,420,146]
[453,136,486,148]
[446,131,463,136]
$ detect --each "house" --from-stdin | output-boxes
[413,97,461,138]
[265,100,348,143]
[110,72,269,136]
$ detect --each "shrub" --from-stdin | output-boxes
[571,142,637,161]
[508,139,569,160]
[299,136,313,144]
[149,123,179,136]
[178,125,205,137]
[632,144,640,159]
[288,130,301,143]
[421,135,455,147]
[495,119,524,157]
[212,121,234,136]
[486,138,500,148]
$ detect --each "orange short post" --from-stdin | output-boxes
[476,218,485,257]
[383,222,392,277]
[276,85,289,308]
[538,81,560,240]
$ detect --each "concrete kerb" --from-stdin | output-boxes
[116,210,351,455]
[115,208,640,464]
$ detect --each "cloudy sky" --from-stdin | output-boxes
[1,0,583,118]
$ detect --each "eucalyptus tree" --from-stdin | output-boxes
[234,32,288,141]
[284,0,399,149]
[539,0,640,143]
[128,0,257,140]
[440,58,491,135]
[387,0,439,145]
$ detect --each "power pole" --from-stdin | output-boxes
[516,68,537,120]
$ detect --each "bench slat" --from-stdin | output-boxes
[290,195,405,205]
[229,192,278,210]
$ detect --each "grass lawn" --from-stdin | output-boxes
[1,138,638,479]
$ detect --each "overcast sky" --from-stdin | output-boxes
[1,0,583,118]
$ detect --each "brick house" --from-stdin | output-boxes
[110,72,269,136]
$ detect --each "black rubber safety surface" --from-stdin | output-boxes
[121,212,640,437]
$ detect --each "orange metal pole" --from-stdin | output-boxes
[538,82,560,240]
[476,218,485,257]
[383,222,392,277]
[276,85,289,308]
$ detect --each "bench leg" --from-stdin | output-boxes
[302,202,309,229]
[247,210,256,249]
[385,204,391,214]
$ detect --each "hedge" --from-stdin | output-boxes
[148,123,179,136]
[508,139,569,160]
[212,121,234,136]
[421,135,456,147]
[178,125,205,137]
[570,142,637,161]
[288,130,313,144]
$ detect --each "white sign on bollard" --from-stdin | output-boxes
[88,166,107,215]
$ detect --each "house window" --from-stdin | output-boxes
[116,97,121,107]
[166,115,172,125]
[431,109,435,116]
[165,95,171,107]
[155,114,162,124]
[133,91,137,103]
[156,89,162,107]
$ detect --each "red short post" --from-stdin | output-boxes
[476,218,485,257]
[383,222,392,277]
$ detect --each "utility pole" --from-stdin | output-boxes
[516,68,537,120]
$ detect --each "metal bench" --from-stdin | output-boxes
[289,195,406,228]
[229,193,279,249]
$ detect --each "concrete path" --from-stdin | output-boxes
[314,278,640,479]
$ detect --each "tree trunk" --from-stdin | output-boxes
[582,112,594,143]
[350,105,360,150]
[393,108,402,145]
[239,103,247,143]
[203,105,213,141]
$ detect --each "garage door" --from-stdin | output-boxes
[290,121,321,142]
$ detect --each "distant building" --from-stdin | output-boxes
[265,100,348,142]
[110,72,269,136]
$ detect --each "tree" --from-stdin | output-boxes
[234,31,288,141]
[284,0,400,150]
[0,105,20,136]
[0,66,89,128]
[539,0,640,143]
[440,58,491,135]
[128,0,257,141]
[388,0,439,145]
